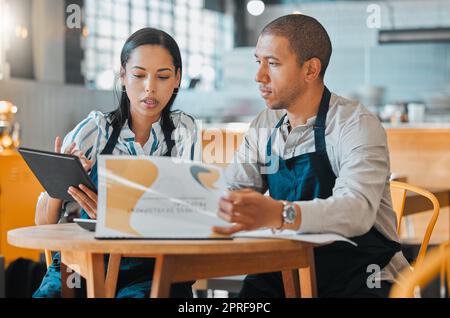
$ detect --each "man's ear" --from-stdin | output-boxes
[304,58,322,82]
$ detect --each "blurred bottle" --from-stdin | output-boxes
[407,103,426,123]
[0,101,19,152]
[12,122,21,148]
[380,102,408,124]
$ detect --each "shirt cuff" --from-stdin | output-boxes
[295,200,323,233]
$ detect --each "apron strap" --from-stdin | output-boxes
[101,116,121,155]
[265,114,287,158]
[161,126,175,157]
[313,86,331,155]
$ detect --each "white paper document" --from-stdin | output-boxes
[234,229,357,246]
[95,156,230,239]
[94,155,357,246]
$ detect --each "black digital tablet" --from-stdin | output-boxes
[18,147,97,201]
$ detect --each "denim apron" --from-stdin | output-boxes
[33,118,193,298]
[238,87,401,298]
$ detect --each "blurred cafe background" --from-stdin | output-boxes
[0,0,450,297]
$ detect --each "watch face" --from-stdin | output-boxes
[284,205,296,224]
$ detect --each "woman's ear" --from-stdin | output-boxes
[175,68,181,88]
[119,66,126,86]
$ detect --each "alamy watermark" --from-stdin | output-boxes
[366,4,381,29]
[66,4,82,29]
[65,263,82,289]
[366,264,381,289]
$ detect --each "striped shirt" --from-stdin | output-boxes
[61,110,201,162]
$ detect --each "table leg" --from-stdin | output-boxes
[150,255,176,298]
[61,251,106,298]
[282,269,300,298]
[85,253,106,298]
[60,262,76,298]
[299,247,317,298]
[446,191,450,242]
[105,254,121,298]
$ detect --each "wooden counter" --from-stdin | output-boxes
[386,127,450,189]
[386,127,450,244]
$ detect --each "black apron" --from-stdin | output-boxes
[238,87,400,298]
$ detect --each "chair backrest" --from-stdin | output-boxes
[390,241,450,297]
[44,250,52,268]
[390,181,441,267]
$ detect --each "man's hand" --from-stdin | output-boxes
[68,184,98,219]
[213,189,284,235]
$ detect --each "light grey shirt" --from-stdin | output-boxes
[226,92,410,282]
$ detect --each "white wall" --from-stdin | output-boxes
[0,78,114,150]
[32,0,65,83]
[244,0,450,104]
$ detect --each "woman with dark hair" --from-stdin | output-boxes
[33,28,200,298]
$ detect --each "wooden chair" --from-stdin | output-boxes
[44,250,53,269]
[390,181,441,267]
[390,241,450,297]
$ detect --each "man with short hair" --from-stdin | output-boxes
[213,14,409,297]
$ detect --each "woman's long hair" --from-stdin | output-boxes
[111,27,182,142]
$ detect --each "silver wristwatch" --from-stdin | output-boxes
[281,201,297,225]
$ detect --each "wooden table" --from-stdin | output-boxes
[7,223,318,298]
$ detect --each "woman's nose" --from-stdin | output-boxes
[145,77,156,92]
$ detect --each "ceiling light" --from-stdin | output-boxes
[247,1,265,17]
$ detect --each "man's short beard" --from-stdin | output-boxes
[267,101,286,110]
[268,89,301,111]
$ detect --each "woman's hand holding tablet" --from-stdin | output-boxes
[68,184,98,219]
[55,136,98,219]
[19,143,97,202]
[55,136,93,172]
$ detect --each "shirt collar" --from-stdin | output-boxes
[280,92,337,129]
[281,114,317,130]
[119,117,163,141]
